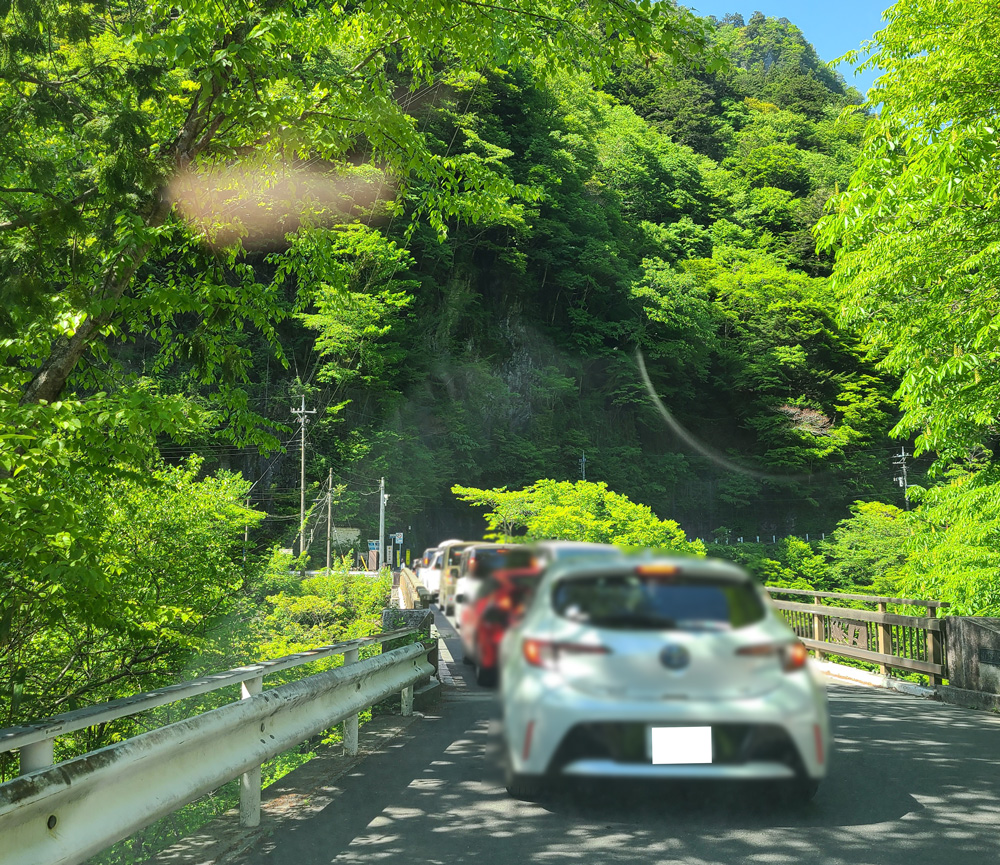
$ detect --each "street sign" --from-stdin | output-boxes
[367,539,378,551]
[394,532,403,544]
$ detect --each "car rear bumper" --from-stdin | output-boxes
[504,673,829,781]
[561,760,796,779]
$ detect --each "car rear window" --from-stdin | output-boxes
[474,573,540,603]
[552,573,765,629]
[445,545,472,567]
[551,546,621,562]
[470,547,534,576]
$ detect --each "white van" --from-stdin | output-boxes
[418,549,444,599]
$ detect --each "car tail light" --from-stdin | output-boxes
[523,638,553,667]
[736,641,808,672]
[522,638,610,668]
[782,640,808,671]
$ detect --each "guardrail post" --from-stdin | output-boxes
[343,648,359,756]
[926,604,943,686]
[877,601,891,675]
[401,684,414,716]
[812,595,825,660]
[20,738,54,774]
[240,676,263,828]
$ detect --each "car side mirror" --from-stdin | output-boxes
[449,566,460,578]
[456,594,467,604]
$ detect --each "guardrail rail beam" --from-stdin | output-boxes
[0,631,434,865]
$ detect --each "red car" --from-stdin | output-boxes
[460,566,541,687]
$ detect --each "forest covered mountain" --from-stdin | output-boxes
[179,12,913,553]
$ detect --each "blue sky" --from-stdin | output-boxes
[688,2,895,97]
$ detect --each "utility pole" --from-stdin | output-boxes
[243,496,249,563]
[326,468,332,573]
[291,394,316,558]
[580,451,587,481]
[378,477,387,572]
[893,446,911,510]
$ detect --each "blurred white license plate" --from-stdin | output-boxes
[650,726,713,764]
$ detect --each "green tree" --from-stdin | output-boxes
[891,467,1000,616]
[299,227,417,395]
[821,501,910,590]
[816,0,1000,464]
[1,0,714,408]
[452,478,704,554]
[1,458,261,775]
[259,564,392,660]
[0,0,716,626]
[736,144,809,194]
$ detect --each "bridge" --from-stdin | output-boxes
[3,581,1000,865]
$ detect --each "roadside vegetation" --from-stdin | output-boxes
[1,535,391,782]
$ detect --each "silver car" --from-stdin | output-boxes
[499,554,830,802]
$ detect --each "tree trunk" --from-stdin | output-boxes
[19,243,152,406]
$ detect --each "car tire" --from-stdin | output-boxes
[781,777,821,805]
[475,661,497,688]
[505,772,545,800]
[503,752,545,800]
[462,648,474,666]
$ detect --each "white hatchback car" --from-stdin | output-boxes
[499,554,830,802]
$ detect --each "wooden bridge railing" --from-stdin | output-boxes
[765,587,949,685]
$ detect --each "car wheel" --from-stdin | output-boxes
[474,660,497,687]
[781,777,821,805]
[505,772,545,800]
[503,749,545,800]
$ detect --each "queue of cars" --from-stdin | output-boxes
[415,537,830,805]
[415,539,470,611]
[415,547,444,598]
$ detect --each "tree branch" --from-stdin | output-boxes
[0,187,99,231]
[19,239,154,405]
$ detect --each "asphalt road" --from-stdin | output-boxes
[234,607,1000,865]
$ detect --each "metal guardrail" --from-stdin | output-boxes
[0,629,434,865]
[398,567,430,610]
[766,587,948,684]
[0,627,419,772]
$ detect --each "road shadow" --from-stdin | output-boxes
[484,719,922,830]
[233,679,1000,865]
